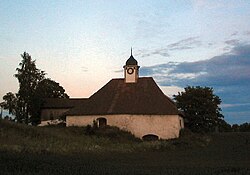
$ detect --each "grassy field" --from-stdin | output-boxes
[0,119,249,174]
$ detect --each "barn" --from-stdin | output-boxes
[64,52,184,140]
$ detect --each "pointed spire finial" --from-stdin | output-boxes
[131,47,133,56]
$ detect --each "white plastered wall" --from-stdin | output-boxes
[66,114,184,139]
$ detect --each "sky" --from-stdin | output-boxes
[0,0,250,124]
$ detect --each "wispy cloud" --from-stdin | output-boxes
[192,0,226,10]
[136,37,201,58]
[81,66,88,72]
[114,69,123,73]
[221,103,250,108]
[167,37,201,50]
[225,39,240,46]
[244,31,250,35]
[136,48,170,58]
[230,31,238,36]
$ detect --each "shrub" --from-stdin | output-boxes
[85,124,95,135]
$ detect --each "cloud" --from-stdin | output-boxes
[224,39,240,51]
[151,49,170,57]
[136,48,170,58]
[145,44,250,87]
[230,31,238,36]
[244,31,250,35]
[136,37,201,58]
[225,39,240,46]
[140,43,250,124]
[114,69,123,73]
[81,66,88,72]
[221,103,250,108]
[167,37,201,50]
[191,0,226,10]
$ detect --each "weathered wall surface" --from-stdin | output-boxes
[40,109,69,121]
[66,114,184,139]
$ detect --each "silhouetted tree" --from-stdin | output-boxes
[1,92,17,115]
[35,79,69,99]
[30,78,69,125]
[2,52,68,125]
[218,119,232,132]
[232,124,240,132]
[0,102,4,119]
[174,86,224,133]
[239,123,250,132]
[14,52,45,124]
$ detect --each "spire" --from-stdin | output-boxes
[126,48,137,66]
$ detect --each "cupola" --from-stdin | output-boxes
[123,48,140,83]
[126,54,138,66]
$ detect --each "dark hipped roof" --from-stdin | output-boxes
[66,77,178,116]
[41,98,87,109]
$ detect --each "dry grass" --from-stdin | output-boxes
[0,119,249,174]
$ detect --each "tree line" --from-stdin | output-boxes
[0,52,68,125]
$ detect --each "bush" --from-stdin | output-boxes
[85,124,95,135]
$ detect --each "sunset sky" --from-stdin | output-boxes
[1,0,250,124]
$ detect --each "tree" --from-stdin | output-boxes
[30,78,69,125]
[174,86,224,133]
[0,102,5,119]
[218,119,232,132]
[239,123,250,132]
[232,124,240,132]
[1,92,17,115]
[14,52,45,124]
[2,52,68,125]
[35,79,69,99]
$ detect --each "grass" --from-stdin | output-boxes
[0,119,250,174]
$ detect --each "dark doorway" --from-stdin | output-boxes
[142,134,159,141]
[97,118,107,128]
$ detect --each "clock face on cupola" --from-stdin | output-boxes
[123,48,140,83]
